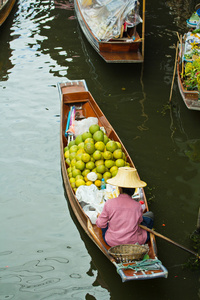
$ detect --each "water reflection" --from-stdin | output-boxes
[166,0,195,30]
[54,0,74,11]
[1,0,200,299]
[0,26,15,81]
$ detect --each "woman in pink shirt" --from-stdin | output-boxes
[96,167,154,247]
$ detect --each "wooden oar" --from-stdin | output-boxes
[139,224,200,259]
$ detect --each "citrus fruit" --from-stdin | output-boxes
[84,176,89,182]
[93,130,104,142]
[72,168,82,178]
[65,158,70,166]
[113,149,123,159]
[64,150,69,159]
[103,150,113,160]
[105,166,109,172]
[69,152,76,161]
[122,152,126,161]
[71,159,77,167]
[115,159,125,167]
[84,142,95,155]
[126,162,130,167]
[94,179,101,188]
[76,175,84,181]
[86,161,95,170]
[75,160,85,171]
[89,124,100,134]
[76,153,83,161]
[86,181,93,186]
[68,172,72,178]
[105,159,115,169]
[67,167,72,174]
[64,146,69,152]
[103,135,109,145]
[75,135,83,145]
[93,150,102,161]
[69,145,78,153]
[75,179,85,188]
[78,142,85,149]
[81,153,91,163]
[70,182,76,188]
[69,177,75,184]
[116,141,122,149]
[96,172,103,180]
[111,170,118,177]
[82,131,92,141]
[95,141,105,151]
[77,148,85,155]
[96,164,106,174]
[82,169,90,177]
[84,138,94,144]
[103,171,112,181]
[110,166,118,174]
[106,141,118,152]
[95,159,104,167]
[92,168,96,173]
[68,140,76,148]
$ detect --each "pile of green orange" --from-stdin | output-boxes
[64,124,130,192]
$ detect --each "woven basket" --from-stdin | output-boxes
[108,244,149,262]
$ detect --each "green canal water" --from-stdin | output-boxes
[0,0,199,299]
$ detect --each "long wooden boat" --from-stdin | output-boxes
[0,0,16,26]
[177,33,200,111]
[58,79,168,282]
[74,0,145,63]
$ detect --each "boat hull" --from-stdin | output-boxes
[58,79,168,281]
[177,39,200,111]
[0,0,16,26]
[74,0,144,63]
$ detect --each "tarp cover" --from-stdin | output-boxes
[78,0,142,41]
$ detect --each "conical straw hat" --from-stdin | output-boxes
[107,167,147,188]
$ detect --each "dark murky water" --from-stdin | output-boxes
[0,0,200,299]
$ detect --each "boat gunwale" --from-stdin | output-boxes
[0,0,16,26]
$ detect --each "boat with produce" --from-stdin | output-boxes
[177,8,200,110]
[0,0,16,26]
[58,79,168,282]
[74,0,145,63]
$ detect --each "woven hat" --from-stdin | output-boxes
[106,167,147,188]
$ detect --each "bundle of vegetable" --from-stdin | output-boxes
[183,57,200,91]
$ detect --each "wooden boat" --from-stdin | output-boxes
[177,33,200,111]
[74,0,145,63]
[0,0,16,26]
[58,79,168,282]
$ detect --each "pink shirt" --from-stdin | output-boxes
[96,194,147,247]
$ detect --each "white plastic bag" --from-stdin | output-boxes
[74,117,98,136]
[76,184,105,224]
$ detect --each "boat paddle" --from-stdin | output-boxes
[139,224,200,260]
